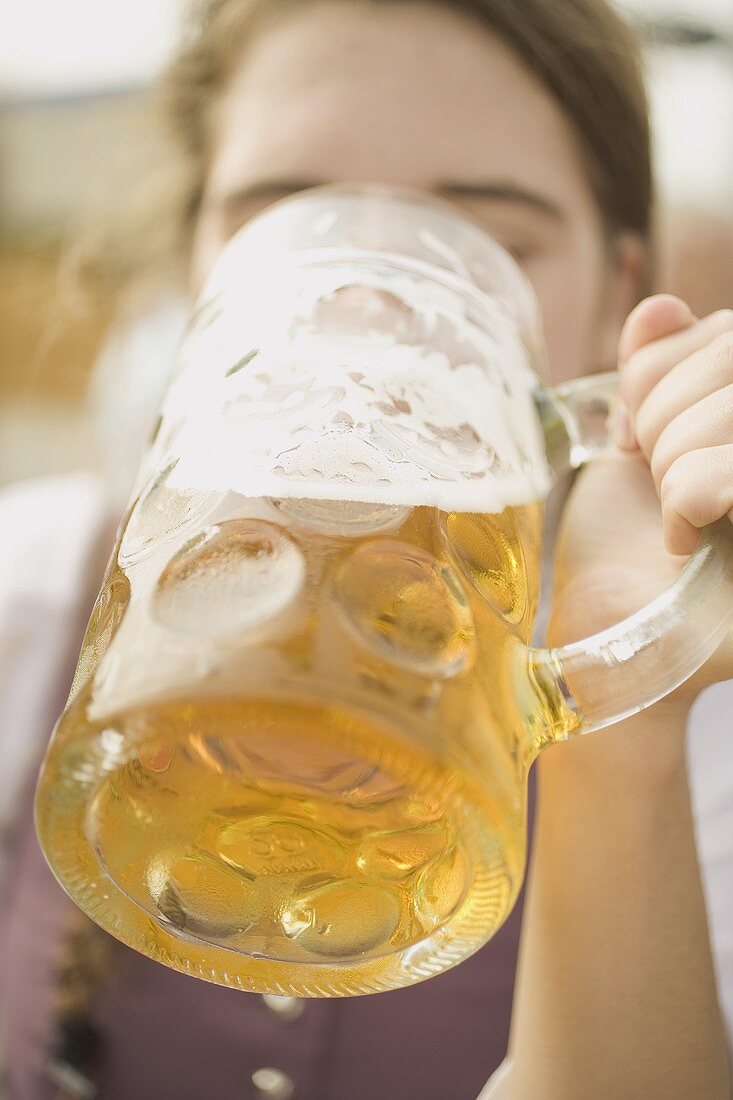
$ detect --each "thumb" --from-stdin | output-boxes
[618,294,696,365]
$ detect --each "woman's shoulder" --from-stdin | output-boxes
[0,472,112,858]
[0,472,110,605]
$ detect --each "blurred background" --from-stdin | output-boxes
[1,0,732,487]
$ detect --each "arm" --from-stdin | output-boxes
[496,296,733,1099]
[507,707,729,1100]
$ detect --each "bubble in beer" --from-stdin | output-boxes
[152,520,305,637]
[147,851,258,939]
[356,825,447,880]
[273,498,410,537]
[281,879,400,958]
[333,541,474,677]
[415,844,469,926]
[216,817,345,878]
[441,511,526,623]
[119,460,222,566]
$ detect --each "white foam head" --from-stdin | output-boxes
[156,187,552,514]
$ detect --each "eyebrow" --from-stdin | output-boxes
[213,178,565,222]
[435,182,565,222]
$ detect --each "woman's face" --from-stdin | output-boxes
[191,0,644,381]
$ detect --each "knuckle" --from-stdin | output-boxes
[650,443,672,489]
[634,403,657,456]
[660,452,697,509]
[710,329,733,365]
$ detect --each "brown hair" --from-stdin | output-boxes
[53,0,653,1088]
[78,0,652,309]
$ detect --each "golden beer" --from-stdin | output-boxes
[36,497,567,996]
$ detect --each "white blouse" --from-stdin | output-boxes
[1,472,732,1098]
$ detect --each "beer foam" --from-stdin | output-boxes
[160,241,552,515]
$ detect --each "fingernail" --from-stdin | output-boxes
[614,401,636,450]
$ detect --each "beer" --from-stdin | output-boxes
[35,497,566,997]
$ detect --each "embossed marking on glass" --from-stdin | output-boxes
[35,187,733,997]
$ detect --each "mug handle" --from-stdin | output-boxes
[527,373,733,738]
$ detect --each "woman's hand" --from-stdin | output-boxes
[549,295,733,702]
[616,295,733,556]
[503,298,733,1100]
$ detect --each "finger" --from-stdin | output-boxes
[618,294,696,364]
[660,445,733,555]
[650,383,733,489]
[619,308,733,418]
[614,297,697,452]
[635,332,733,462]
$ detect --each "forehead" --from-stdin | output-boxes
[206,0,591,205]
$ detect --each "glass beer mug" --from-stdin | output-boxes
[36,187,733,998]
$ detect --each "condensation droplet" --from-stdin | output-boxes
[147,851,258,939]
[119,461,222,566]
[441,511,526,623]
[333,541,474,677]
[152,520,305,636]
[273,498,410,537]
[415,844,469,926]
[281,879,400,958]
